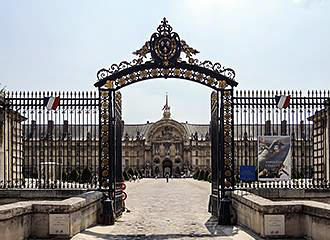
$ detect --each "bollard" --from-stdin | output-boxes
[218,196,232,225]
[103,197,115,225]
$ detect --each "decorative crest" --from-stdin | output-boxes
[132,17,200,66]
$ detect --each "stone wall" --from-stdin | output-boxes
[249,188,330,203]
[232,191,330,239]
[0,191,103,239]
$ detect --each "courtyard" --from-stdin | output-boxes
[73,179,260,240]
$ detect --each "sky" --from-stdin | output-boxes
[1,0,329,124]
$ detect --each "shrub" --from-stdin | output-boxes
[207,173,212,183]
[138,169,143,178]
[81,168,92,183]
[123,171,129,181]
[62,171,68,182]
[198,170,205,181]
[68,169,79,182]
[193,169,200,179]
[204,170,210,181]
[127,168,134,177]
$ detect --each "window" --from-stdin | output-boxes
[137,159,140,167]
[196,151,199,156]
[195,159,199,165]
[206,159,210,166]
[125,159,129,167]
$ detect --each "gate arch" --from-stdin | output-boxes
[95,18,238,224]
[95,18,237,90]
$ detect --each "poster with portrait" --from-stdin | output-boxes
[258,136,291,181]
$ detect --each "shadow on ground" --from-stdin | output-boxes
[75,217,236,240]
[204,216,237,236]
[77,231,233,240]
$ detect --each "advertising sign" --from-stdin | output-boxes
[258,136,291,180]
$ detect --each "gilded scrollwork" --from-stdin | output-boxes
[133,41,150,59]
[100,89,111,187]
[180,40,199,61]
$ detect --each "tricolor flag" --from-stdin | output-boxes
[43,96,60,110]
[275,95,290,109]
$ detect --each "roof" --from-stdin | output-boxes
[23,121,313,141]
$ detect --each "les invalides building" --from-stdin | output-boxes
[122,95,211,177]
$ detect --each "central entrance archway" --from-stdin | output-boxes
[162,158,173,177]
[95,18,238,224]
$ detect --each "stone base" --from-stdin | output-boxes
[232,190,330,240]
[0,191,103,239]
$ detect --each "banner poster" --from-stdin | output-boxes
[258,136,291,181]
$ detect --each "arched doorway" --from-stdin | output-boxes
[162,158,172,177]
[95,17,237,224]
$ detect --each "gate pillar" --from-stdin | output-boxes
[99,89,124,224]
[99,88,115,224]
[208,91,220,216]
[218,89,235,224]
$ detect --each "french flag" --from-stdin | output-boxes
[275,95,290,109]
[43,96,60,110]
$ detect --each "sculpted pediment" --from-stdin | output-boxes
[146,119,188,142]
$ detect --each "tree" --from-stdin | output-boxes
[193,169,200,179]
[138,169,143,178]
[62,171,68,182]
[204,170,210,181]
[81,168,92,183]
[68,169,79,182]
[128,168,134,177]
[198,170,205,181]
[207,173,212,183]
[123,171,129,181]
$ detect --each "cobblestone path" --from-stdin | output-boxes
[73,179,261,240]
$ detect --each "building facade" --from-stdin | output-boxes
[122,96,211,177]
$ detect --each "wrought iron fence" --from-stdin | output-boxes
[0,91,99,189]
[233,90,330,189]
[1,89,330,190]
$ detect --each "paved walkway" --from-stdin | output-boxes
[73,179,261,240]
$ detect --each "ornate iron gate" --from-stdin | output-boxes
[95,18,237,224]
